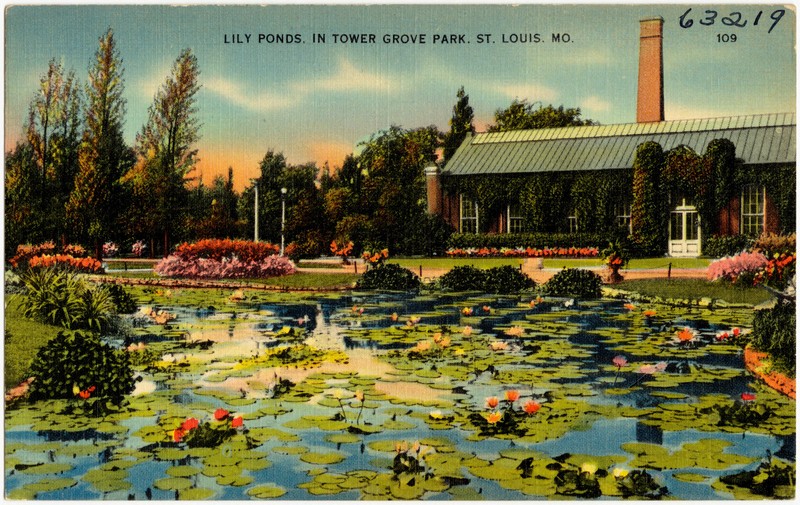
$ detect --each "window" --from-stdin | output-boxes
[740,185,765,236]
[567,209,579,234]
[507,203,525,233]
[615,202,632,233]
[460,194,478,233]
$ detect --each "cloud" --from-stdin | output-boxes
[581,95,611,113]
[489,83,557,102]
[204,57,399,113]
[665,101,736,121]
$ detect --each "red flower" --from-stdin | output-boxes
[231,416,244,428]
[181,418,200,431]
[505,390,520,402]
[78,390,91,399]
[741,393,756,402]
[486,396,499,409]
[173,428,185,443]
[87,385,96,393]
[214,408,230,421]
[523,400,541,415]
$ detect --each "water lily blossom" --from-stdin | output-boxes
[429,410,444,420]
[231,416,244,428]
[716,330,730,341]
[486,411,502,424]
[643,310,657,317]
[638,364,657,375]
[181,418,200,431]
[732,328,741,337]
[581,462,598,475]
[173,428,185,443]
[613,467,630,479]
[486,396,500,409]
[462,326,473,336]
[505,390,520,402]
[462,307,473,316]
[437,336,451,348]
[564,299,575,307]
[395,441,409,453]
[523,400,541,415]
[482,305,491,313]
[624,303,636,311]
[390,312,399,322]
[741,392,757,401]
[355,390,365,402]
[490,341,508,351]
[612,355,628,369]
[214,408,230,421]
[676,327,698,343]
[505,326,524,337]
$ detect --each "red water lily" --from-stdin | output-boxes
[214,408,230,421]
[505,390,520,402]
[181,418,200,431]
[741,393,756,402]
[486,396,499,409]
[173,428,185,443]
[523,400,541,415]
[231,416,244,428]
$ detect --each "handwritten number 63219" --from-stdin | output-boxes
[679,8,786,34]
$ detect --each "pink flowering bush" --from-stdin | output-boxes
[707,251,769,285]
[155,254,295,279]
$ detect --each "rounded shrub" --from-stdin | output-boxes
[28,330,137,406]
[438,265,486,291]
[751,300,795,376]
[483,265,535,294]
[356,263,421,290]
[106,283,138,314]
[544,268,603,299]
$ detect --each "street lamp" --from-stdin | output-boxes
[280,187,287,256]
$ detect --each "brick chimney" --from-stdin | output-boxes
[637,17,664,123]
[425,164,442,215]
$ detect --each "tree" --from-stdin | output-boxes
[133,48,201,255]
[487,100,596,132]
[66,29,131,259]
[442,86,475,165]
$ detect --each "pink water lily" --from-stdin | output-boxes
[612,355,627,369]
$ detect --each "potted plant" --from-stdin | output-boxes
[601,241,630,284]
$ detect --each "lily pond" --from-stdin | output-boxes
[5,287,796,500]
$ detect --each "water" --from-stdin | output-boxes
[5,291,794,500]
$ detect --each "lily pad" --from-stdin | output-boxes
[247,484,287,498]
[299,451,347,465]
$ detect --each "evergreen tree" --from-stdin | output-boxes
[442,86,475,165]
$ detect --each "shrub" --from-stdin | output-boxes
[448,232,605,250]
[102,241,119,258]
[9,242,56,269]
[105,283,138,314]
[173,239,280,262]
[28,254,104,273]
[753,232,796,257]
[483,265,535,294]
[19,268,114,331]
[707,251,769,285]
[356,263,420,290]
[27,329,136,406]
[446,246,599,258]
[751,300,795,376]
[131,240,147,258]
[154,254,295,279]
[704,235,753,258]
[438,266,487,291]
[544,268,603,299]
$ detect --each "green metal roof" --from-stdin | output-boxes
[445,113,796,176]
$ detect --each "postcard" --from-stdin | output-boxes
[4,3,796,501]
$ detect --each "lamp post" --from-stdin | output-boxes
[253,181,259,243]
[280,187,287,256]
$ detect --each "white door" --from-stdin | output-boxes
[669,203,701,257]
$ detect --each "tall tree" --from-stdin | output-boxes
[487,100,596,132]
[133,48,201,255]
[442,86,475,165]
[67,29,131,258]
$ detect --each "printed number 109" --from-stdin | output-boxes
[717,34,736,43]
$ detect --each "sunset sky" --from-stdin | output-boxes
[5,4,795,190]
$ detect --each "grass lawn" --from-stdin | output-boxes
[232,272,359,289]
[4,297,61,387]
[390,257,710,270]
[616,278,772,306]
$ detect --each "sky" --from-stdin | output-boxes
[4,4,796,190]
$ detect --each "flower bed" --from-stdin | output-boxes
[154,254,295,279]
[173,238,280,262]
[707,251,769,285]
[27,254,103,273]
[446,246,599,258]
[9,241,89,269]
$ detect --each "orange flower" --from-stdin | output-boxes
[78,389,91,400]
[462,307,473,316]
[624,303,636,311]
[490,341,508,351]
[231,416,244,428]
[523,400,541,415]
[390,312,399,322]
[482,305,491,313]
[462,326,473,336]
[214,408,230,421]
[486,396,499,409]
[173,428,185,443]
[181,418,199,431]
[676,327,697,342]
[486,411,502,424]
[505,390,520,402]
[643,310,657,317]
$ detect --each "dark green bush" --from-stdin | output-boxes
[356,263,421,290]
[483,265,535,294]
[448,232,605,250]
[106,283,138,314]
[438,265,487,291]
[544,268,603,299]
[28,329,137,406]
[751,300,795,376]
[704,235,753,258]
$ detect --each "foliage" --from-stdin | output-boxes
[9,241,57,269]
[446,246,598,258]
[703,400,774,429]
[600,240,631,268]
[631,141,666,256]
[616,470,669,499]
[438,266,487,292]
[751,300,796,375]
[396,212,454,257]
[663,145,715,236]
[704,235,753,258]
[442,86,475,165]
[27,254,103,273]
[355,263,421,291]
[718,458,795,498]
[753,232,796,257]
[483,265,535,294]
[707,251,769,286]
[487,100,596,132]
[753,253,796,291]
[19,268,114,331]
[27,329,136,406]
[361,248,389,265]
[448,232,606,250]
[173,238,279,262]
[154,254,295,279]
[105,283,138,314]
[544,268,603,299]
